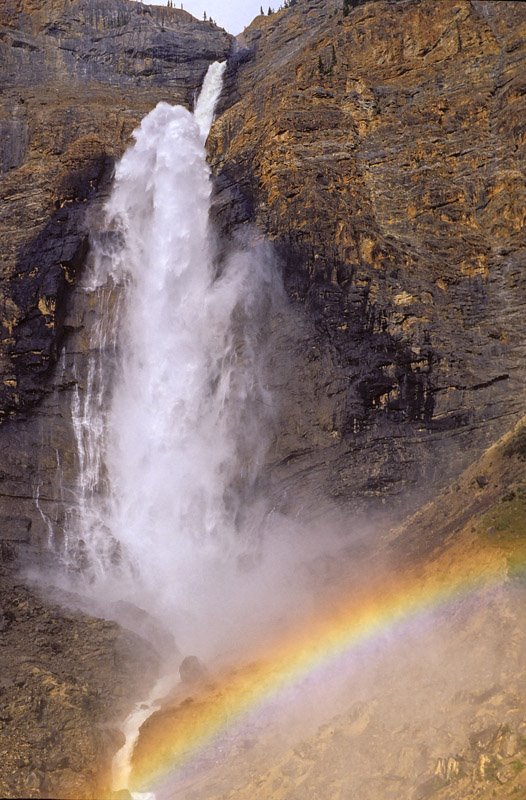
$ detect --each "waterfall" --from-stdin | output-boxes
[63,61,278,659]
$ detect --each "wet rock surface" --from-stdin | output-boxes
[0,0,232,420]
[0,564,158,799]
[210,0,526,514]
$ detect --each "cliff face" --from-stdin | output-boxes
[0,0,232,560]
[0,0,231,419]
[0,1,524,797]
[0,5,232,796]
[210,0,526,514]
[1,0,524,555]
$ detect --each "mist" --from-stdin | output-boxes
[29,60,526,800]
[36,62,356,675]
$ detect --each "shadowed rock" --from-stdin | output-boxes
[179,655,208,686]
[210,0,526,516]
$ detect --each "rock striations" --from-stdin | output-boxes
[210,0,526,514]
[0,2,232,796]
[0,0,525,796]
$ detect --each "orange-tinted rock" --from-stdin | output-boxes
[210,0,526,512]
[0,0,232,417]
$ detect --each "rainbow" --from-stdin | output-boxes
[130,537,524,794]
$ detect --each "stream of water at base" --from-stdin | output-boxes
[58,59,276,796]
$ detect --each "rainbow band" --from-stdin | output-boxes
[131,539,524,792]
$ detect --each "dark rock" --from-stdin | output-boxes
[179,655,208,685]
[209,0,526,515]
[0,516,31,542]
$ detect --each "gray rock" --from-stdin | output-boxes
[0,516,31,543]
[0,0,233,560]
[179,655,207,685]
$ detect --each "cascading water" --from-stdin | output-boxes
[59,60,343,799]
[63,61,278,661]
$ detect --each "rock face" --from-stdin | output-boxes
[0,0,231,418]
[0,3,232,796]
[0,0,524,566]
[0,0,525,794]
[0,566,158,799]
[0,0,232,559]
[210,0,526,514]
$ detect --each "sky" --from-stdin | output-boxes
[150,0,265,35]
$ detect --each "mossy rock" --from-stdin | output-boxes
[481,494,526,542]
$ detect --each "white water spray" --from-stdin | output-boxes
[62,60,283,661]
[61,60,352,797]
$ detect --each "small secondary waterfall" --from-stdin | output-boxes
[63,61,277,659]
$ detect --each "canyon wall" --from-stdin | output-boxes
[210,0,526,516]
[0,0,525,552]
[0,1,525,795]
